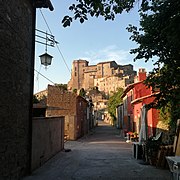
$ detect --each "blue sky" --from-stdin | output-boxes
[34,0,155,93]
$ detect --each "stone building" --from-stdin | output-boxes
[46,85,93,140]
[94,75,134,95]
[121,68,159,137]
[68,59,136,94]
[0,1,53,179]
[34,89,48,100]
[0,1,35,179]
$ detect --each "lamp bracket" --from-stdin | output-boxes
[35,29,58,47]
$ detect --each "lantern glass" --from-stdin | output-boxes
[39,53,53,67]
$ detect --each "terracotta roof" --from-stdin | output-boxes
[121,80,144,98]
[131,92,159,105]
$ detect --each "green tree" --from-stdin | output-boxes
[127,0,180,126]
[33,95,39,104]
[62,0,180,126]
[73,88,77,94]
[55,83,67,91]
[107,88,123,122]
[62,0,139,27]
[79,88,86,97]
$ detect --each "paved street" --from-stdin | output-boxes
[24,121,172,180]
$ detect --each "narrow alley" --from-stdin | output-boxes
[24,121,171,180]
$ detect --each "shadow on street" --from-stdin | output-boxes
[24,120,172,180]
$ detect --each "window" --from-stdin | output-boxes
[130,91,133,101]
[75,72,76,76]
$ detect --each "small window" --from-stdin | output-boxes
[75,72,77,76]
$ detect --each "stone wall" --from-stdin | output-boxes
[46,85,89,140]
[46,85,77,116]
[94,76,134,95]
[68,60,89,90]
[31,117,64,171]
[0,0,35,179]
[68,60,136,92]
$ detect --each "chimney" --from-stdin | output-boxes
[138,68,146,81]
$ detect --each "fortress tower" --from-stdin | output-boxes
[68,59,136,93]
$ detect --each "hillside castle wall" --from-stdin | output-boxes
[68,60,136,94]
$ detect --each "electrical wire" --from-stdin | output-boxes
[34,68,69,94]
[35,64,43,92]
[39,9,71,73]
[39,9,53,35]
[56,44,71,73]
[0,12,57,91]
[34,69,56,85]
[1,9,67,94]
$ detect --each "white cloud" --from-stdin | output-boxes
[80,45,134,65]
[77,45,155,72]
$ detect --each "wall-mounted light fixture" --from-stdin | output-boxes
[39,52,53,68]
[35,29,58,69]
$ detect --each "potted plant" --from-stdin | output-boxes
[145,136,162,165]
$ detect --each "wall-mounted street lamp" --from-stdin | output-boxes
[36,29,58,69]
[39,52,53,68]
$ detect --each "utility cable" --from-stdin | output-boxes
[39,9,71,73]
[34,68,69,94]
[1,11,67,93]
[34,69,56,85]
[35,64,43,92]
[39,9,53,35]
[55,44,71,73]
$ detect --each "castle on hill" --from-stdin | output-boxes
[68,59,137,95]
